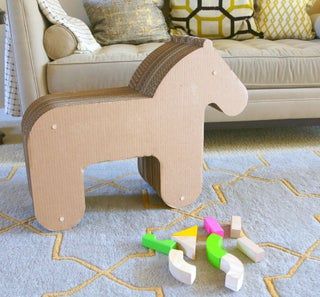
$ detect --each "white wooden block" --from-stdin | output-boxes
[237,236,265,262]
[231,216,242,238]
[220,253,244,292]
[168,249,196,285]
[171,235,197,260]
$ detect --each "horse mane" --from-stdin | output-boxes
[130,36,208,97]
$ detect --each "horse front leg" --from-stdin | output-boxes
[138,156,161,194]
[138,149,203,208]
[158,148,204,208]
[139,119,205,208]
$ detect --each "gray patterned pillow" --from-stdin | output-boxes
[83,0,170,45]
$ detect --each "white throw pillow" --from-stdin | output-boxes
[37,0,101,53]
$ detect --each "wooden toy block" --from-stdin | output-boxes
[237,236,265,262]
[172,226,198,237]
[206,233,243,291]
[142,233,177,255]
[206,234,227,269]
[204,217,224,237]
[22,36,248,231]
[172,225,198,259]
[222,224,231,238]
[220,253,244,292]
[169,249,196,285]
[171,236,197,260]
[231,216,242,239]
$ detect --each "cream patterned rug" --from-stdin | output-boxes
[0,111,319,297]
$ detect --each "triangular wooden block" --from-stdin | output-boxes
[172,226,198,237]
[171,236,197,260]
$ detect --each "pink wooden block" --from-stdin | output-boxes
[204,217,224,237]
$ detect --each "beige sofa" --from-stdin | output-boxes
[7,0,320,124]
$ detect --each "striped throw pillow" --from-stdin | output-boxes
[37,0,101,53]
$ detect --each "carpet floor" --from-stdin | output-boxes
[0,109,319,297]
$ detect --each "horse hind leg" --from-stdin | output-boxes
[26,149,86,231]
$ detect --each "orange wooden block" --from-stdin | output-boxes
[22,36,248,231]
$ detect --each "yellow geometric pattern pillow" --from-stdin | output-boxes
[255,0,315,40]
[170,0,263,40]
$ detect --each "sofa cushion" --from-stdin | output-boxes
[47,38,320,93]
[214,38,320,89]
[47,43,163,93]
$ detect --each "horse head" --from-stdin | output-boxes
[130,36,248,117]
[193,39,248,116]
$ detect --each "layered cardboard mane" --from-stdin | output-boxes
[130,36,208,97]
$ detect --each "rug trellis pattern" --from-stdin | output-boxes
[0,128,319,296]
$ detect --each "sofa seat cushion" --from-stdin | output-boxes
[47,43,163,93]
[47,39,320,93]
[214,39,320,89]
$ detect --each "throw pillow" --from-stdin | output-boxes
[83,0,170,45]
[37,0,101,53]
[169,0,262,40]
[44,25,78,60]
[255,0,315,40]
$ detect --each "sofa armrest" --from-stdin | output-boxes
[6,0,50,113]
[311,14,320,38]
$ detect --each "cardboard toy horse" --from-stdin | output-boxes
[22,36,248,231]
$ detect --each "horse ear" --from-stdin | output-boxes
[203,39,213,53]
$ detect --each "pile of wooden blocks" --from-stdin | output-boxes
[142,215,265,292]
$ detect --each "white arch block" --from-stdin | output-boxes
[168,249,196,285]
[171,236,197,260]
[220,253,244,292]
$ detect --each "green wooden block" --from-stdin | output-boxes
[142,233,177,255]
[206,234,227,269]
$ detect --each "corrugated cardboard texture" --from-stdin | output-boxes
[22,37,248,231]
